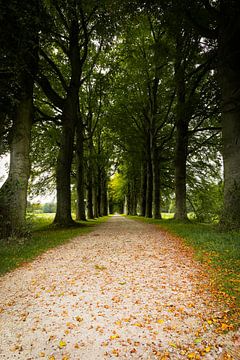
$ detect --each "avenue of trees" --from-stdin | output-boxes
[0,0,240,238]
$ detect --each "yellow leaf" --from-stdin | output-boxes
[49,356,55,360]
[188,353,196,359]
[115,320,122,326]
[112,349,119,356]
[133,323,143,327]
[110,334,120,340]
[157,319,164,324]
[221,323,229,330]
[207,320,212,325]
[205,346,211,353]
[39,352,45,357]
[168,342,177,348]
[95,265,107,270]
[59,340,66,349]
[62,356,69,360]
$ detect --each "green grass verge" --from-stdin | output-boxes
[127,215,240,306]
[0,214,109,276]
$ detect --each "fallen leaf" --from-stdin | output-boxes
[95,265,107,270]
[59,340,66,349]
[76,316,83,322]
[194,338,202,344]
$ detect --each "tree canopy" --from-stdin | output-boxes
[1,0,240,238]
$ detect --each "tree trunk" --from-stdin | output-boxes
[97,166,102,216]
[75,119,86,221]
[174,117,188,220]
[129,179,137,215]
[219,7,240,228]
[152,147,161,219]
[0,83,33,237]
[140,161,147,216]
[101,172,108,216]
[174,35,188,221]
[86,140,94,219]
[145,156,153,218]
[54,103,76,226]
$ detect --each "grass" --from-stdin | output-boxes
[0,213,108,276]
[127,215,240,307]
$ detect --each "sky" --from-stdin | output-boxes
[0,154,56,204]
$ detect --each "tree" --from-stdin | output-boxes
[184,0,240,228]
[0,1,39,238]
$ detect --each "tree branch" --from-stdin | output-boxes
[40,49,68,91]
[37,73,65,110]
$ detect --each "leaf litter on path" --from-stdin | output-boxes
[0,215,239,359]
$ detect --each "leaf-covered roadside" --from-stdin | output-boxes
[128,216,240,325]
[1,216,239,359]
[0,215,108,276]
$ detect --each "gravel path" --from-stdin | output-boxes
[0,215,239,359]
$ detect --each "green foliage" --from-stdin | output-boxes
[0,214,108,276]
[188,181,223,222]
[108,172,126,213]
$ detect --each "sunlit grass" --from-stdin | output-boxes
[0,214,108,276]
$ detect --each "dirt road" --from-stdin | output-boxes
[0,215,238,359]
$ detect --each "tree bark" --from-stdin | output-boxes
[0,80,33,237]
[174,116,188,220]
[54,100,76,226]
[86,139,94,219]
[93,184,99,218]
[145,154,153,218]
[140,161,147,216]
[75,118,86,221]
[174,34,188,221]
[219,5,240,228]
[101,170,108,216]
[152,147,161,219]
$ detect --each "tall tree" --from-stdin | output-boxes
[38,0,101,225]
[0,1,39,237]
[183,0,240,228]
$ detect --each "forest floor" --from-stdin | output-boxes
[0,215,239,360]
